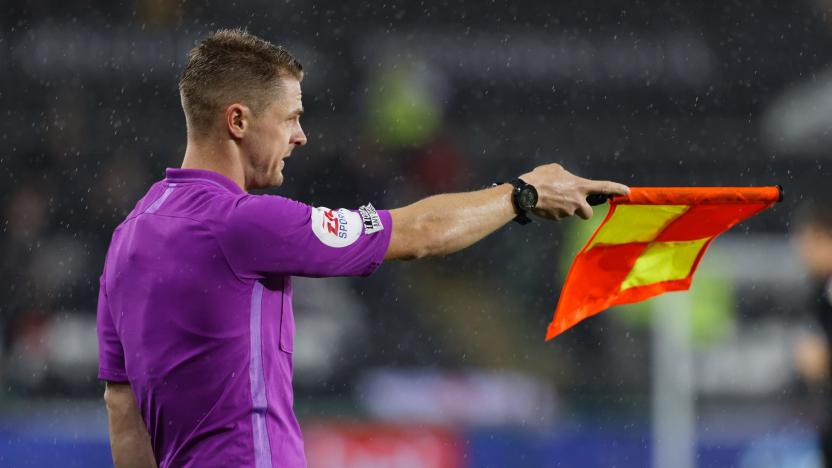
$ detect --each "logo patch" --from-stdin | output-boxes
[358,203,384,234]
[310,207,362,248]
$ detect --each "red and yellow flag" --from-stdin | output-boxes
[546,186,782,341]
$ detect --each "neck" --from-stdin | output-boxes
[181,136,247,192]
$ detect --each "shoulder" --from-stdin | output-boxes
[219,194,311,237]
[210,194,314,273]
[116,180,169,227]
[232,193,310,217]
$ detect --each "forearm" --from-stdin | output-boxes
[110,432,157,468]
[105,383,157,468]
[385,163,629,260]
[387,184,516,259]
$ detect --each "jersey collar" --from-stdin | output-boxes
[164,168,246,195]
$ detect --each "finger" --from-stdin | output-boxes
[587,180,630,196]
[575,201,593,220]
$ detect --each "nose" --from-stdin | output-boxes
[292,125,307,147]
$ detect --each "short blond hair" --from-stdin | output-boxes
[179,29,303,134]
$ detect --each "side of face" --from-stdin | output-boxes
[238,76,307,189]
[796,223,832,278]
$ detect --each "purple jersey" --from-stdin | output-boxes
[96,168,392,467]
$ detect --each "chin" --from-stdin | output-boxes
[272,172,284,187]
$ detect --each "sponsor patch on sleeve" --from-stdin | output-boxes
[358,203,384,234]
[310,207,363,248]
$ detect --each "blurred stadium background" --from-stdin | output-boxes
[2,0,832,466]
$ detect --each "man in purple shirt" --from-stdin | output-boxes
[97,29,628,467]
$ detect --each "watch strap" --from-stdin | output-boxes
[494,179,534,225]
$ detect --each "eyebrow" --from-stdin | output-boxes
[291,107,304,117]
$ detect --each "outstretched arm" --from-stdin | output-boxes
[104,382,157,468]
[386,163,628,260]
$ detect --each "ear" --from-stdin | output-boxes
[225,103,249,139]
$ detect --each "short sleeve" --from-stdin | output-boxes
[218,194,393,278]
[96,274,128,382]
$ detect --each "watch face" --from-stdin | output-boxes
[518,186,538,210]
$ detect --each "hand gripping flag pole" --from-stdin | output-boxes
[546,186,783,341]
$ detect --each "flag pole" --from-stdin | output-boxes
[651,292,695,468]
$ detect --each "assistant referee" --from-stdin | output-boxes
[97,29,628,468]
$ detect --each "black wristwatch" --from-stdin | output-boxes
[495,178,538,225]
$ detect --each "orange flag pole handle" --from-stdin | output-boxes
[614,186,783,205]
[589,186,783,206]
